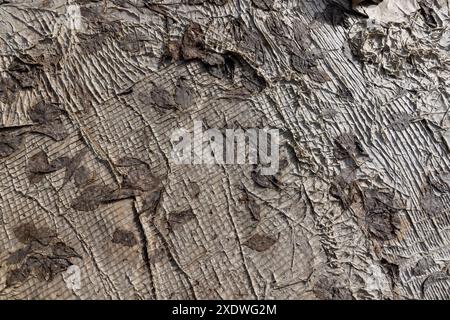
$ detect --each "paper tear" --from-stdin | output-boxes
[365,0,420,23]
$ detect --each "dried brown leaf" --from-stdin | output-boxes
[112,228,137,247]
[244,233,277,252]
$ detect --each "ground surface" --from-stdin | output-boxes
[0,0,449,299]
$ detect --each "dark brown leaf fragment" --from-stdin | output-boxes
[7,246,31,265]
[0,132,23,158]
[291,53,317,73]
[13,223,38,244]
[240,60,266,93]
[6,266,30,288]
[240,188,261,221]
[421,188,445,216]
[363,189,403,241]
[27,101,68,141]
[28,154,68,184]
[307,67,331,83]
[329,175,356,209]
[427,173,450,193]
[116,156,147,167]
[118,34,141,53]
[112,228,137,247]
[150,88,177,110]
[0,77,18,104]
[390,113,412,131]
[7,58,38,89]
[51,242,81,259]
[205,54,234,79]
[251,0,274,11]
[71,184,114,211]
[181,23,205,61]
[322,2,368,27]
[174,77,195,109]
[334,133,368,161]
[313,276,353,300]
[186,0,228,4]
[24,255,52,281]
[13,223,56,246]
[73,165,93,187]
[27,151,65,183]
[106,188,137,201]
[142,189,162,214]
[352,0,383,8]
[168,209,196,229]
[251,170,280,189]
[63,149,87,187]
[247,198,261,221]
[148,248,166,263]
[244,233,277,252]
[122,166,160,192]
[189,182,201,198]
[30,122,68,141]
[28,101,63,125]
[48,257,72,278]
[78,33,107,55]
[412,257,436,277]
[165,40,181,62]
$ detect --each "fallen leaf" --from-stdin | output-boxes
[112,229,137,247]
[244,233,277,252]
[51,242,81,259]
